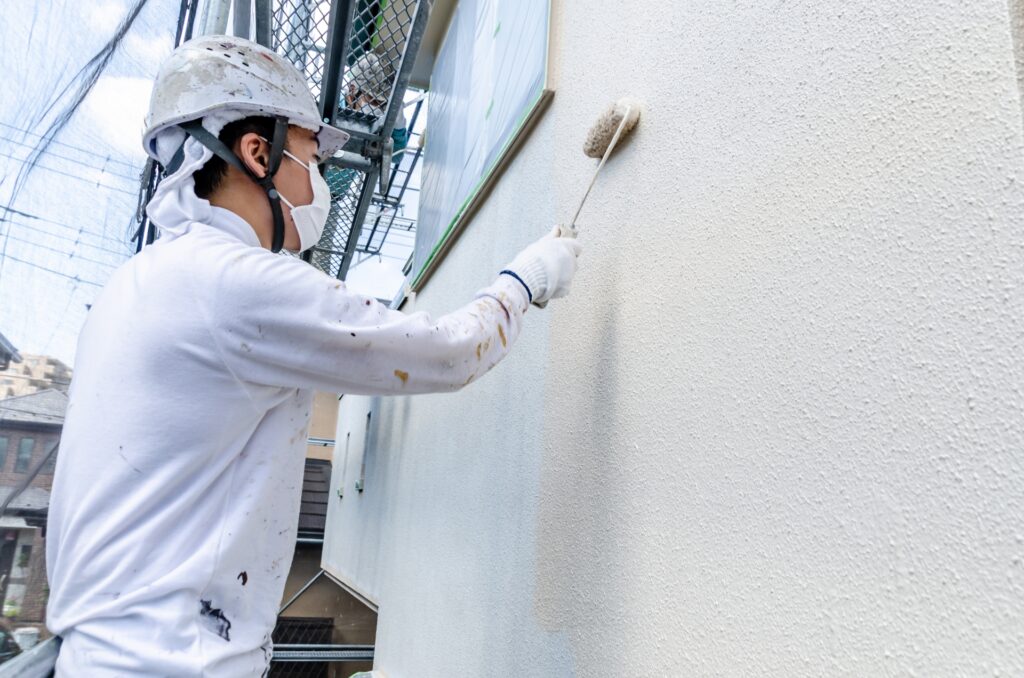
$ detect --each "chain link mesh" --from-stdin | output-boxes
[272,0,332,102]
[270,0,421,279]
[315,166,367,277]
[342,1,416,112]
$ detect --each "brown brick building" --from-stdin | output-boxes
[0,388,67,643]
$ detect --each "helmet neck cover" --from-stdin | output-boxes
[172,116,290,253]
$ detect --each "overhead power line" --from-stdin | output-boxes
[0,0,150,294]
[0,121,140,170]
[0,135,141,182]
[0,253,104,286]
[3,232,120,269]
[4,221,133,257]
[0,206,134,248]
[0,151,137,196]
[2,219,132,257]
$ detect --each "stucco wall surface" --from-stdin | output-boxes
[325,0,1024,675]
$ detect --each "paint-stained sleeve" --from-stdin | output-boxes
[205,248,531,395]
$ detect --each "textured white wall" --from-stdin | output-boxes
[325,0,1024,675]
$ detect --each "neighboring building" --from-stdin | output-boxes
[0,389,67,642]
[0,332,19,373]
[273,393,377,677]
[0,355,72,399]
[321,0,1024,676]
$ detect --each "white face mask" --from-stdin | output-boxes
[276,149,331,253]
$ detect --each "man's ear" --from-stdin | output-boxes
[237,132,269,178]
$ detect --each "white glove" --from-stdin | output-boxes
[503,225,582,307]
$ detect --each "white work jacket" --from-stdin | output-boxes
[45,205,529,676]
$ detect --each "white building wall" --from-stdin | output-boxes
[325,1,1024,675]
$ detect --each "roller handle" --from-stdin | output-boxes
[533,105,634,308]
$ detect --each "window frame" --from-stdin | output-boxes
[14,437,34,474]
[40,444,57,474]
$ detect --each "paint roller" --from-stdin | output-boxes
[560,97,642,238]
[534,98,640,307]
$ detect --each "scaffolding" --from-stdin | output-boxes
[136,0,431,285]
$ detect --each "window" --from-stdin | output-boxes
[15,438,34,473]
[41,445,57,474]
[16,545,31,571]
[409,0,551,292]
[0,437,7,470]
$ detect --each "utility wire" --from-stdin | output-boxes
[0,135,141,182]
[7,0,151,205]
[3,232,120,269]
[0,122,139,169]
[1,206,134,248]
[0,253,103,286]
[5,223,132,258]
[0,151,137,195]
[0,440,60,517]
[42,288,80,356]
[0,134,141,179]
[1,0,152,292]
[2,219,131,256]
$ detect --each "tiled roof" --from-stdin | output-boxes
[0,486,50,512]
[0,389,68,426]
[298,458,331,537]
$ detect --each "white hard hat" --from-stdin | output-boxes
[345,53,392,103]
[143,35,350,163]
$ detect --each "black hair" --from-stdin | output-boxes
[192,116,278,199]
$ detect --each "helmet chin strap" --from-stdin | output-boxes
[177,117,290,252]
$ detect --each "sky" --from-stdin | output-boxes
[0,0,420,367]
[0,0,179,366]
